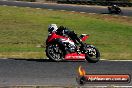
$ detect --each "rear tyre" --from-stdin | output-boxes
[46,43,64,62]
[85,44,100,63]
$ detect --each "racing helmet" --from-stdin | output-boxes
[48,24,58,33]
[113,4,117,7]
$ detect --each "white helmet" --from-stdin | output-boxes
[113,4,117,7]
[48,24,58,33]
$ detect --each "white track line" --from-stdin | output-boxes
[88,13,96,14]
[122,16,128,18]
[101,59,132,61]
[13,6,17,7]
[0,58,131,61]
[81,86,132,88]
[114,86,132,87]
[26,7,30,8]
[48,9,53,10]
[7,85,132,88]
[108,60,132,61]
[71,11,75,12]
[103,14,109,15]
[113,15,118,17]
[60,10,66,11]
[80,12,86,14]
[2,5,7,6]
[36,8,41,9]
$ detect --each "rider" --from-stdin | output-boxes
[48,24,79,44]
[112,4,119,10]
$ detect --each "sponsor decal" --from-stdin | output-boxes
[76,66,131,85]
[61,38,75,46]
[65,53,85,60]
[66,56,85,59]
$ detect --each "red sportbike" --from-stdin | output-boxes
[46,32,100,63]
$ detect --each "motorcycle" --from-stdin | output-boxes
[108,6,122,14]
[45,32,100,63]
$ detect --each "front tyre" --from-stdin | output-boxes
[46,44,64,62]
[85,45,100,63]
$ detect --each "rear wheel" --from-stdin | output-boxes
[85,44,100,63]
[46,43,64,62]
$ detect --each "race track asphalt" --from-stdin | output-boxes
[0,59,132,87]
[0,1,132,16]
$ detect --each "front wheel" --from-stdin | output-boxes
[117,9,122,14]
[46,43,64,62]
[85,44,100,63]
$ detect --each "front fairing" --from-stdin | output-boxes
[79,34,89,42]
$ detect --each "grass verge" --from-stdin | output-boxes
[0,6,131,60]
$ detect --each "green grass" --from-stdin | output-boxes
[0,6,132,59]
